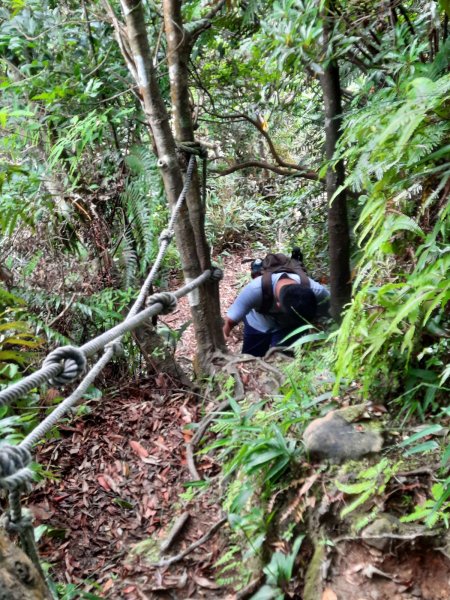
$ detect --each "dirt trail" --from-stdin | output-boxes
[28,251,253,599]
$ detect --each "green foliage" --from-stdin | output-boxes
[251,535,304,599]
[334,67,450,406]
[0,290,44,442]
[336,458,400,518]
[401,482,450,528]
[118,146,167,281]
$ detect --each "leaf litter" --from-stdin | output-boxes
[26,250,266,598]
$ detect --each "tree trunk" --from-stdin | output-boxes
[118,0,225,372]
[0,530,51,599]
[321,3,352,320]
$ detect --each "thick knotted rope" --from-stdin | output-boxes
[146,292,178,314]
[176,140,208,159]
[210,267,224,281]
[0,157,199,411]
[159,228,174,243]
[42,345,86,385]
[0,147,223,583]
[1,508,33,535]
[0,445,33,491]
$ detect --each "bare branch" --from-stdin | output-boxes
[151,517,227,568]
[187,0,226,41]
[211,160,318,180]
[204,110,318,180]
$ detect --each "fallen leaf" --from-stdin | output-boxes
[183,427,193,442]
[97,475,111,491]
[102,579,114,593]
[322,588,338,600]
[129,440,149,458]
[123,585,136,594]
[192,574,220,589]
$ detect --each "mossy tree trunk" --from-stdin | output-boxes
[114,0,226,372]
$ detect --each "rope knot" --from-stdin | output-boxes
[210,267,224,281]
[176,141,208,159]
[159,228,174,243]
[43,345,86,386]
[146,292,178,315]
[1,509,33,534]
[0,445,34,491]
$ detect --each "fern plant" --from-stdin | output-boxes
[118,146,166,281]
[333,65,450,407]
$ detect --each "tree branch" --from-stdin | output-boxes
[211,160,318,180]
[204,110,318,180]
[187,0,226,41]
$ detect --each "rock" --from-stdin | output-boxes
[361,514,400,550]
[303,411,383,462]
[333,403,369,423]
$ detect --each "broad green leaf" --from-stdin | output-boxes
[403,440,439,456]
[399,424,443,447]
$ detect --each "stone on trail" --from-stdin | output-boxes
[303,410,383,462]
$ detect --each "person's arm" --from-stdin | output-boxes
[308,278,331,317]
[223,316,237,340]
[223,279,261,339]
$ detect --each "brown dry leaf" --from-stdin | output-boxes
[102,579,114,593]
[97,475,111,491]
[182,427,194,442]
[192,574,220,589]
[129,440,149,458]
[322,588,338,600]
[298,473,320,497]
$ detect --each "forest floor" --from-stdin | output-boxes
[28,250,253,599]
[25,250,450,600]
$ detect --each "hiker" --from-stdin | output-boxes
[223,253,330,357]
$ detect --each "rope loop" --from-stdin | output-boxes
[210,267,224,281]
[0,445,34,491]
[146,292,178,314]
[177,140,208,159]
[43,345,86,386]
[1,509,33,534]
[159,228,174,243]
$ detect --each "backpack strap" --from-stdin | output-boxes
[296,265,310,288]
[260,270,274,314]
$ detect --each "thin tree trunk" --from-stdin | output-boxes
[321,2,352,320]
[162,0,225,364]
[119,0,225,371]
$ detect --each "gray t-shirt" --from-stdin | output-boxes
[227,272,330,333]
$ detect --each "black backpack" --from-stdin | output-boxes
[259,253,310,314]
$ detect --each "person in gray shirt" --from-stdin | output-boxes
[223,271,330,356]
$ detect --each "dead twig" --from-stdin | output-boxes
[236,575,265,599]
[186,397,233,480]
[46,293,76,327]
[160,511,190,554]
[151,517,227,568]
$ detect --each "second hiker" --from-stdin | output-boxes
[223,253,330,357]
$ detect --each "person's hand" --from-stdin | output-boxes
[223,317,236,341]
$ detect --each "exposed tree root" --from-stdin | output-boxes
[160,511,190,554]
[151,517,227,568]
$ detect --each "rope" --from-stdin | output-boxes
[0,155,198,410]
[0,144,221,580]
[0,445,33,490]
